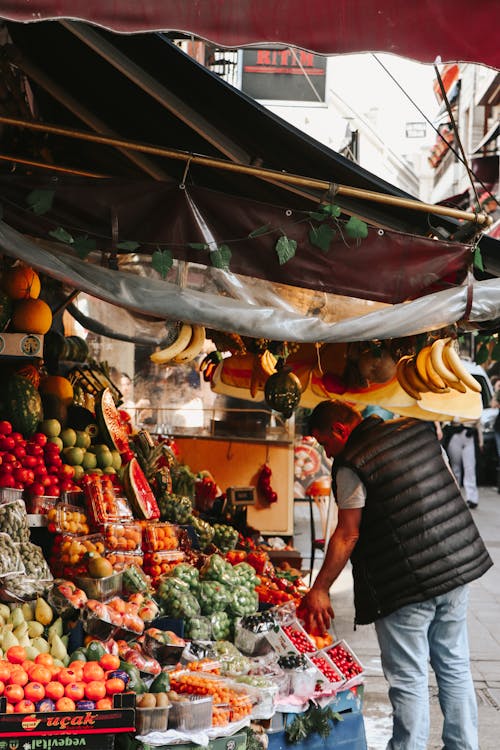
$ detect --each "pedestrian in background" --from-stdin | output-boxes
[443,418,483,509]
[298,400,492,750]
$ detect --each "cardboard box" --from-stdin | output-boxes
[0,333,44,357]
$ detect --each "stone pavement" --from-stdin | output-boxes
[293,485,500,749]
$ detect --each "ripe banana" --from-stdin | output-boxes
[396,356,422,400]
[261,349,277,377]
[442,340,482,393]
[416,346,449,392]
[403,356,430,393]
[150,323,193,364]
[173,324,206,364]
[430,338,466,393]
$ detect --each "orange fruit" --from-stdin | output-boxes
[11,298,52,334]
[14,699,35,713]
[8,668,28,687]
[82,662,105,683]
[96,697,112,710]
[0,663,11,682]
[45,681,65,701]
[99,654,120,672]
[35,653,54,667]
[64,682,85,701]
[105,677,125,695]
[6,646,27,665]
[56,697,76,711]
[84,680,106,701]
[2,265,41,300]
[4,683,24,703]
[29,665,52,686]
[39,375,74,406]
[24,682,45,703]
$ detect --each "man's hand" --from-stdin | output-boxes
[297,587,334,634]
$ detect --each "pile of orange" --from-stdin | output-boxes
[103,521,142,551]
[2,264,53,335]
[142,522,179,552]
[0,647,126,714]
[169,672,253,723]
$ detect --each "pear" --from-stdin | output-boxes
[24,645,40,660]
[2,631,19,651]
[50,633,68,664]
[27,621,44,639]
[35,597,53,626]
[22,602,35,621]
[13,623,28,641]
[9,608,25,628]
[0,604,10,620]
[48,617,63,642]
[18,634,30,648]
[31,636,50,654]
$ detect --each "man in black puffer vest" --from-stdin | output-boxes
[298,400,492,750]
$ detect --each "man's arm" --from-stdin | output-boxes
[298,507,362,634]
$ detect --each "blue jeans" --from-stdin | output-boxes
[374,585,478,750]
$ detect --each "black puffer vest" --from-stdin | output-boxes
[332,416,492,625]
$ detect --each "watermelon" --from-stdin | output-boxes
[3,375,43,437]
[95,387,130,453]
[123,457,160,520]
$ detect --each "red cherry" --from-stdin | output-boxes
[31,433,48,447]
[0,421,12,436]
[0,437,15,451]
[22,455,38,469]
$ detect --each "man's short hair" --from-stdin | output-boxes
[308,400,361,434]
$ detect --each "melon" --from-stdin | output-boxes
[95,388,130,453]
[123,457,160,520]
[3,375,43,437]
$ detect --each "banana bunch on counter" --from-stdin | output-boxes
[150,323,206,365]
[396,338,482,400]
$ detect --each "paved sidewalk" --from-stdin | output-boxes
[293,485,500,748]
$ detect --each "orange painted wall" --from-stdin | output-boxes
[173,436,294,535]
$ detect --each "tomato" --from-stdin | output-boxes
[96,697,113,710]
[105,677,125,695]
[82,662,105,683]
[56,697,76,711]
[4,684,24,703]
[45,681,65,701]
[64,682,85,701]
[14,699,35,713]
[29,665,52,686]
[24,682,45,702]
[99,654,120,672]
[6,646,26,665]
[84,680,106,701]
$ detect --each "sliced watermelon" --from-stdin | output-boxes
[123,457,160,520]
[95,387,130,454]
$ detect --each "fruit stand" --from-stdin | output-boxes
[0,262,371,750]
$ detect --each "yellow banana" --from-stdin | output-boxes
[425,350,450,392]
[172,324,206,364]
[404,356,430,393]
[430,338,460,386]
[261,349,277,376]
[150,323,193,364]
[415,346,433,385]
[396,356,422,400]
[416,346,449,392]
[442,341,482,393]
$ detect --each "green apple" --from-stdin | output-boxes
[75,430,91,450]
[72,465,85,481]
[102,466,116,475]
[60,428,77,448]
[62,446,84,466]
[48,436,63,450]
[39,419,61,438]
[81,451,97,471]
[110,450,122,471]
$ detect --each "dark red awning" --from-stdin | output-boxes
[1,1,498,68]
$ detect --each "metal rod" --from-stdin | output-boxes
[0,114,492,226]
[0,152,109,178]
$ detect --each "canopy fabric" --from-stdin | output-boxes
[1,1,498,69]
[2,218,500,344]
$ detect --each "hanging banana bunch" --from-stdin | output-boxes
[150,323,206,365]
[396,338,482,400]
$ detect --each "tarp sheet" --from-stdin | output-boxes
[1,1,499,68]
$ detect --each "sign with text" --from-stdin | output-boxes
[241,47,326,101]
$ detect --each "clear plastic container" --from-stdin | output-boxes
[142,522,179,552]
[168,696,213,731]
[48,579,88,616]
[136,705,170,735]
[0,575,51,603]
[83,474,133,525]
[106,550,144,571]
[81,601,116,639]
[143,631,185,665]
[143,550,185,581]
[325,640,364,687]
[0,488,24,502]
[102,520,142,552]
[121,563,150,594]
[46,504,90,535]
[212,703,230,727]
[75,571,123,601]
[25,494,58,515]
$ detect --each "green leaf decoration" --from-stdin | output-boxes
[309,223,336,252]
[152,248,174,279]
[210,244,232,270]
[323,203,342,218]
[345,216,369,239]
[73,236,97,258]
[475,343,489,365]
[116,240,140,251]
[275,235,297,265]
[473,245,484,272]
[48,227,73,244]
[188,242,209,251]
[491,341,500,361]
[248,224,271,238]
[27,189,55,215]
